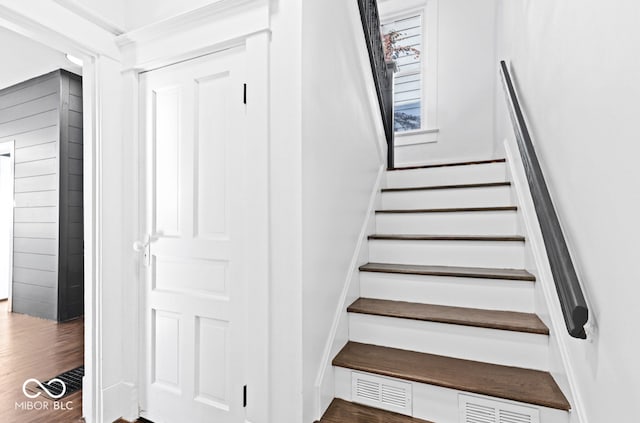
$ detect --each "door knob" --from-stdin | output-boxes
[133,235,157,252]
[133,239,149,252]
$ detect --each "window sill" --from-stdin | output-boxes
[394,128,439,146]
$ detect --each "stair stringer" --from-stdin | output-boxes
[504,137,590,423]
[313,163,386,421]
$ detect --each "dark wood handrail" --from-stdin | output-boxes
[357,0,395,169]
[499,60,589,339]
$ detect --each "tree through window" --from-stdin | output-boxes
[381,14,423,132]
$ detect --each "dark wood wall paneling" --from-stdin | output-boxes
[0,72,59,320]
[0,70,83,321]
[58,71,83,321]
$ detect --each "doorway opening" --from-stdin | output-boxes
[0,26,86,422]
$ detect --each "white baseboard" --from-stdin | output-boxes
[313,163,385,420]
[504,138,588,423]
[102,382,125,423]
[102,381,138,423]
[120,382,138,422]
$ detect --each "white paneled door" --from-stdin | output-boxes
[139,47,248,423]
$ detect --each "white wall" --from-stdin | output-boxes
[384,0,499,166]
[496,1,640,422]
[0,27,81,90]
[300,0,386,421]
[268,0,304,422]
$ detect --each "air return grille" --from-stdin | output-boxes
[351,372,412,415]
[459,395,539,423]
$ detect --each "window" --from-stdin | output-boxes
[380,0,438,143]
[382,14,423,132]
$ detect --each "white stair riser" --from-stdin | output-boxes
[360,272,535,312]
[375,210,519,235]
[368,239,525,268]
[381,186,512,210]
[334,367,569,423]
[348,314,549,370]
[386,162,507,188]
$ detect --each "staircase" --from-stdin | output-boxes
[318,158,571,423]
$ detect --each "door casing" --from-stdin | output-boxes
[0,141,14,307]
[0,7,120,422]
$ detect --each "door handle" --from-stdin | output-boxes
[133,235,157,267]
[133,235,158,252]
[133,239,149,252]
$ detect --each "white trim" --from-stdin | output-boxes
[53,0,125,35]
[116,0,263,47]
[116,0,270,72]
[394,127,439,146]
[0,139,14,310]
[396,127,439,136]
[425,0,439,129]
[313,163,386,420]
[504,140,587,423]
[122,67,142,423]
[0,2,120,59]
[244,31,271,423]
[80,53,101,423]
[134,64,146,420]
[102,382,128,423]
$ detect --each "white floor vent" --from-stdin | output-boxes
[459,395,540,423]
[351,372,412,416]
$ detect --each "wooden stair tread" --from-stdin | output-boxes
[368,234,525,242]
[333,342,571,411]
[318,398,433,423]
[376,206,517,214]
[389,158,506,171]
[360,262,536,281]
[348,298,549,334]
[382,181,510,192]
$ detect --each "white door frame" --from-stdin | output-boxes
[0,140,14,309]
[116,2,271,421]
[0,5,121,422]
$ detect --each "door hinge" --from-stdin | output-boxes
[243,385,247,407]
[243,83,247,104]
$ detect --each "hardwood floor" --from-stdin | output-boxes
[0,300,84,423]
[318,398,433,423]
